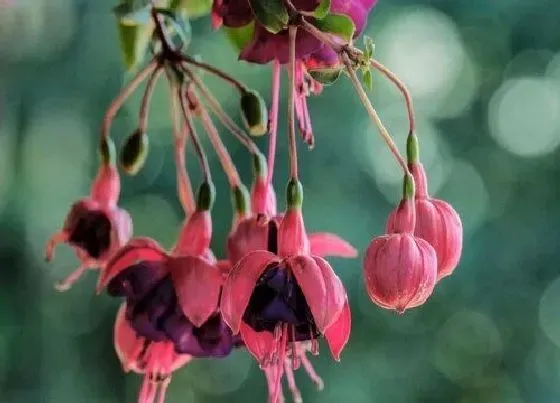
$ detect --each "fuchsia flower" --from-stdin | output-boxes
[114,303,191,403]
[45,161,132,291]
[221,179,352,401]
[98,185,238,358]
[388,162,463,281]
[363,190,438,313]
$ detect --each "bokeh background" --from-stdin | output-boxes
[2,0,560,402]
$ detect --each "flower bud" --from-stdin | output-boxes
[240,89,268,136]
[364,200,437,313]
[120,129,149,175]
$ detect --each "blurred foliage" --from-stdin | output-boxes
[1,0,560,402]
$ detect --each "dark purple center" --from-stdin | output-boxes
[68,210,111,258]
[108,264,240,358]
[242,221,319,341]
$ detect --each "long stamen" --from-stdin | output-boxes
[139,67,163,133]
[188,88,241,188]
[166,69,196,215]
[182,66,261,156]
[176,81,212,183]
[268,60,281,186]
[300,351,324,391]
[287,26,299,179]
[101,59,158,139]
[284,360,303,403]
[342,55,410,175]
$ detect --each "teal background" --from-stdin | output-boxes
[2,1,560,402]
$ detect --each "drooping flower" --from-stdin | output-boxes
[114,303,192,403]
[99,184,236,358]
[221,179,351,401]
[388,162,463,281]
[45,157,132,291]
[363,190,438,313]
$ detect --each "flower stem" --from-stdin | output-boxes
[166,69,196,215]
[176,81,212,183]
[188,88,241,188]
[138,67,163,133]
[287,26,299,179]
[101,59,158,139]
[182,55,248,93]
[268,60,281,186]
[342,55,410,175]
[181,63,261,156]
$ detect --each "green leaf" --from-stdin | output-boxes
[117,21,154,71]
[113,3,151,26]
[223,22,255,52]
[362,68,373,91]
[363,35,375,60]
[314,0,331,19]
[308,67,343,85]
[170,0,213,18]
[313,13,355,42]
[249,0,289,34]
[154,7,192,48]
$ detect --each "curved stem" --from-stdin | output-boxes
[182,55,248,93]
[181,63,261,156]
[287,26,299,179]
[188,88,241,188]
[101,59,158,138]
[138,67,163,133]
[369,59,415,136]
[166,69,196,215]
[342,55,409,175]
[176,81,212,182]
[267,60,281,186]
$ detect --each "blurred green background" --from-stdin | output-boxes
[2,0,560,402]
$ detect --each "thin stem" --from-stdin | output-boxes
[369,58,415,135]
[182,55,248,93]
[166,69,196,215]
[189,88,241,188]
[181,63,261,156]
[267,60,281,185]
[342,55,410,175]
[101,59,158,138]
[138,67,163,133]
[176,81,212,182]
[287,26,299,179]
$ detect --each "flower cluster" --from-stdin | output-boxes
[44,1,463,403]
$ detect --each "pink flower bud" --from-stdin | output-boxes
[388,163,463,280]
[363,199,437,313]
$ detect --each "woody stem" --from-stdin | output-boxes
[342,55,410,175]
[166,70,196,215]
[287,26,299,179]
[101,59,158,138]
[188,88,241,188]
[268,60,281,186]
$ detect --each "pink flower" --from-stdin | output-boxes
[221,179,352,401]
[363,197,438,313]
[387,162,463,281]
[45,163,132,291]
[114,303,191,403]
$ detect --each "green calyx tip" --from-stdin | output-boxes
[240,89,268,137]
[252,152,268,179]
[197,181,216,211]
[99,137,116,166]
[403,173,415,200]
[286,178,303,209]
[232,184,250,214]
[406,133,419,165]
[120,129,149,175]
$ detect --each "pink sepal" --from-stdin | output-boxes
[278,209,309,258]
[324,299,351,361]
[173,210,212,256]
[308,232,358,258]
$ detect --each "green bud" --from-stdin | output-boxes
[240,89,268,137]
[403,173,415,200]
[252,152,268,179]
[120,129,149,175]
[231,184,250,214]
[197,181,216,211]
[286,178,304,209]
[99,137,116,166]
[406,133,419,165]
